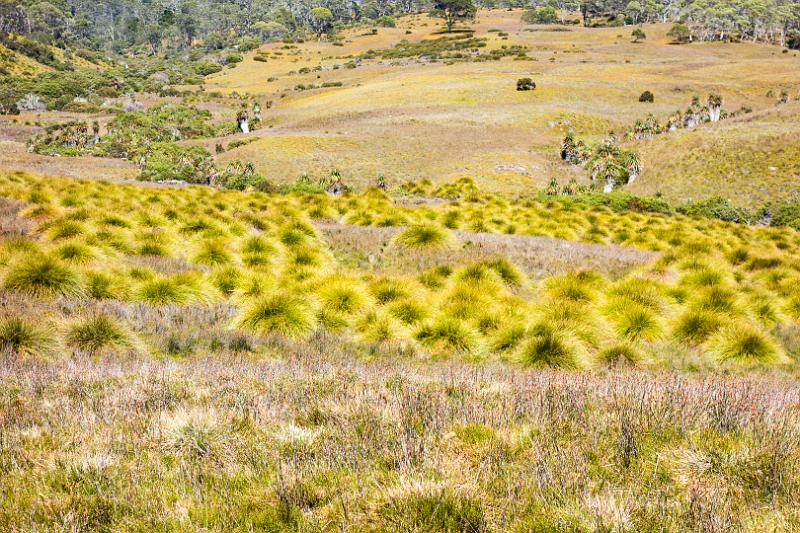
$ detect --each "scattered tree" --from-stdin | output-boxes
[522,6,559,25]
[430,0,477,33]
[667,22,691,44]
[310,7,334,41]
[632,28,646,42]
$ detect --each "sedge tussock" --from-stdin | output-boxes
[415,318,480,355]
[3,254,84,299]
[598,343,642,367]
[0,315,56,357]
[66,313,136,355]
[606,301,662,342]
[708,323,785,365]
[236,292,318,338]
[369,480,488,533]
[136,274,206,306]
[673,309,724,344]
[392,223,454,249]
[388,299,429,325]
[518,328,589,369]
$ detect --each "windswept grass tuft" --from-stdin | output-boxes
[416,318,479,354]
[3,255,83,298]
[709,323,783,364]
[66,314,133,354]
[673,309,723,344]
[236,292,317,338]
[0,315,55,357]
[607,303,662,342]
[393,223,454,249]
[371,481,488,533]
[136,277,196,305]
[520,328,587,369]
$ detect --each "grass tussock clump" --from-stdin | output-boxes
[415,318,480,355]
[709,323,784,365]
[66,314,134,354]
[673,309,723,344]
[136,277,196,305]
[236,292,317,338]
[519,328,587,369]
[393,223,454,249]
[370,481,488,533]
[598,343,642,367]
[607,303,662,342]
[3,255,83,298]
[0,315,56,357]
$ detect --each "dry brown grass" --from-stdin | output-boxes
[318,221,655,278]
[1,341,799,530]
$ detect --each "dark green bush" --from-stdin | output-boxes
[522,6,558,25]
[139,143,215,184]
[677,196,754,223]
[193,60,223,76]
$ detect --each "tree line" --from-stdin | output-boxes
[533,0,800,47]
[1,0,799,55]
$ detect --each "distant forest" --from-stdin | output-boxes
[1,0,799,54]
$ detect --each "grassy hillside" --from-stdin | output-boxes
[196,10,800,202]
[630,103,800,206]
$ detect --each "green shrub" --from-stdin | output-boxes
[377,16,396,28]
[139,143,215,184]
[522,6,558,24]
[769,200,800,228]
[193,60,223,76]
[678,197,753,223]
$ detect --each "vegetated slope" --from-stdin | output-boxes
[205,10,800,203]
[1,171,799,371]
[631,103,800,206]
[0,43,52,76]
